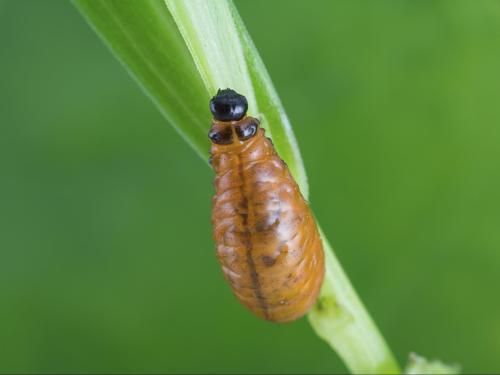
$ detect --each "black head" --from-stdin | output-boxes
[210,88,248,121]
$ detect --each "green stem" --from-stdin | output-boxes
[165,0,400,373]
[310,228,400,374]
[73,0,401,372]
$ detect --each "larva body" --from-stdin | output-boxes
[209,89,324,323]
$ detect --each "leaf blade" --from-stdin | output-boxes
[73,1,402,373]
[166,0,309,196]
[73,0,211,160]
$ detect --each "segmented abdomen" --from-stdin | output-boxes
[211,129,324,322]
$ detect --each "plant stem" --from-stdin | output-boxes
[165,0,401,373]
[310,228,400,374]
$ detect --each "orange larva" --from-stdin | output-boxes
[209,89,324,323]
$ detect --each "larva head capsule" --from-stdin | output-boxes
[208,88,260,146]
[210,88,248,122]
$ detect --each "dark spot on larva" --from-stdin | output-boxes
[287,273,293,279]
[255,216,280,233]
[209,126,233,145]
[261,255,276,267]
[235,119,259,141]
[254,222,267,232]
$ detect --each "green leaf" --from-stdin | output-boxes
[73,0,401,373]
[73,0,308,196]
[73,0,210,160]
[165,0,308,196]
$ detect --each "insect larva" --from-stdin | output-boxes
[209,89,324,323]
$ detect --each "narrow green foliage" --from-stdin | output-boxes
[165,0,308,196]
[310,229,400,374]
[74,0,404,373]
[73,0,210,160]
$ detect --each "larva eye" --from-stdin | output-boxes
[209,127,233,145]
[235,120,258,141]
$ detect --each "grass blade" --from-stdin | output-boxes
[165,1,399,372]
[73,0,210,160]
[73,0,401,373]
[165,0,308,196]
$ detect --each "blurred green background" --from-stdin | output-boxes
[1,0,500,373]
